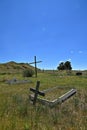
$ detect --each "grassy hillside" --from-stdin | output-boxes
[0,61,37,74]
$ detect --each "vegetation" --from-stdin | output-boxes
[57,61,72,70]
[0,62,87,130]
[23,69,34,77]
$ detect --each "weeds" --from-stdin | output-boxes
[0,72,87,129]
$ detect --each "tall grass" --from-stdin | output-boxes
[0,72,87,130]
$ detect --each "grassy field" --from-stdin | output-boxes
[0,71,87,130]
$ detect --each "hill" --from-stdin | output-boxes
[0,61,38,74]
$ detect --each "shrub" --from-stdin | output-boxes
[76,72,82,76]
[23,69,34,77]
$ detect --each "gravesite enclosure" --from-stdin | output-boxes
[29,81,76,107]
[0,68,87,130]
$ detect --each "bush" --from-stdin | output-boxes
[76,72,82,76]
[23,69,34,77]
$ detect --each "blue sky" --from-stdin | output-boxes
[0,0,87,70]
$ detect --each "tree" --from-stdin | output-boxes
[57,62,65,70]
[57,61,72,70]
[64,61,72,70]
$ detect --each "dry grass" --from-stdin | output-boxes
[0,71,87,130]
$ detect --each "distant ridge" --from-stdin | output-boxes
[0,61,40,73]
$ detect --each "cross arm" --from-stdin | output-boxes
[29,61,42,64]
[30,88,45,96]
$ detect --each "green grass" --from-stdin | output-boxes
[0,71,87,130]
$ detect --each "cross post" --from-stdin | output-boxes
[29,56,42,77]
[34,56,37,77]
[30,81,45,105]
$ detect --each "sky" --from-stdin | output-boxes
[0,0,87,70]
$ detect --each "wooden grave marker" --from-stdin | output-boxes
[30,81,45,105]
[29,56,42,77]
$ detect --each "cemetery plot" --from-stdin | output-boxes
[29,81,77,107]
[6,78,32,84]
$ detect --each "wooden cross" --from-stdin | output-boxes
[29,56,42,77]
[30,81,45,105]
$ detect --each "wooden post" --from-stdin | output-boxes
[34,56,37,78]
